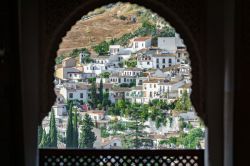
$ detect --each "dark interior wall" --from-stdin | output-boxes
[0,0,24,165]
[234,0,250,165]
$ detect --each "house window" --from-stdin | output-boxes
[156,64,159,68]
[124,78,126,82]
[142,43,144,47]
[147,62,150,65]
[154,84,156,88]
[69,73,72,77]
[162,59,165,63]
[169,59,172,63]
[156,58,159,63]
[162,65,165,68]
[69,93,73,98]
[150,92,152,97]
[135,42,138,48]
[80,93,83,98]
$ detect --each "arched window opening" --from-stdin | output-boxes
[38,2,205,150]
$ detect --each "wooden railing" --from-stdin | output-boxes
[39,149,204,166]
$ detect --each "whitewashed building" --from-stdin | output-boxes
[132,37,152,52]
[152,52,176,69]
[59,83,89,102]
[122,68,143,77]
[157,33,185,53]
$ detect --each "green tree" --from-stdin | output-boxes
[124,104,152,149]
[100,72,111,78]
[72,109,79,148]
[38,125,43,146]
[49,109,57,148]
[70,48,90,59]
[39,129,50,148]
[178,128,204,148]
[175,90,192,112]
[79,114,96,148]
[102,92,110,109]
[93,41,109,55]
[99,79,104,104]
[66,107,74,148]
[89,81,98,109]
[125,60,137,67]
[149,107,167,129]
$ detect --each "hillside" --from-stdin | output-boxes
[57,3,144,56]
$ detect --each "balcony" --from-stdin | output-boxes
[39,149,204,166]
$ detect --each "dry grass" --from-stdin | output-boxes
[57,3,143,56]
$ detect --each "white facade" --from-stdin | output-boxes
[132,37,152,52]
[83,63,108,75]
[152,54,176,69]
[52,104,67,118]
[157,33,185,53]
[85,111,105,121]
[122,68,142,77]
[109,45,122,55]
[137,60,153,69]
[142,80,160,103]
[60,84,89,102]
[125,86,144,103]
[67,72,83,82]
[101,138,122,149]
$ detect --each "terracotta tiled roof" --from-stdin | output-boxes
[134,36,151,42]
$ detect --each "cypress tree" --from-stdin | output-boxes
[79,114,96,148]
[66,106,74,148]
[49,109,57,148]
[72,108,79,148]
[38,125,43,145]
[39,129,49,148]
[99,79,104,104]
[90,81,98,109]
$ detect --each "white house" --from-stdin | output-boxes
[122,68,143,77]
[52,103,67,118]
[136,54,153,69]
[67,71,83,82]
[117,48,132,61]
[157,33,185,53]
[125,86,144,103]
[83,63,108,75]
[109,45,122,55]
[109,45,132,61]
[55,67,82,81]
[142,79,160,103]
[59,83,89,102]
[85,111,105,121]
[177,83,192,98]
[152,52,176,69]
[100,137,122,149]
[132,36,152,52]
[109,87,131,104]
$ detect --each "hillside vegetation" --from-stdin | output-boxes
[57,2,174,60]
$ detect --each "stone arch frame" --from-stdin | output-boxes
[39,0,206,125]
